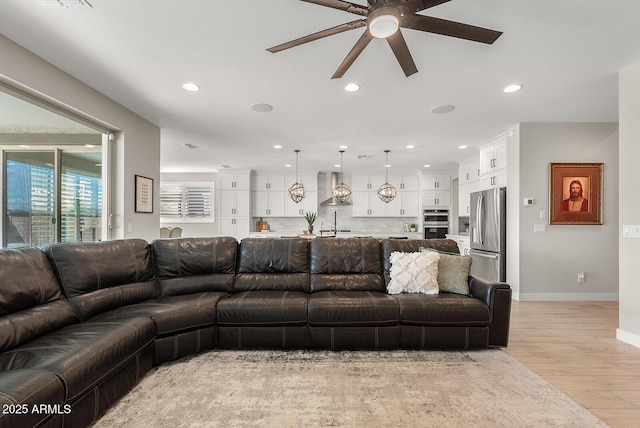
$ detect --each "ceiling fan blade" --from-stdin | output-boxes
[267,20,366,53]
[401,14,502,44]
[387,0,451,15]
[332,30,374,79]
[301,0,369,16]
[386,30,418,77]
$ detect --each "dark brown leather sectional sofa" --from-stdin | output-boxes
[0,236,511,428]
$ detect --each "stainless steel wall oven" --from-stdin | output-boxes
[423,209,449,239]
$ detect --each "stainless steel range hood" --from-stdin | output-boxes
[320,172,351,206]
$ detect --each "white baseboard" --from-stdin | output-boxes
[516,293,618,302]
[617,329,640,349]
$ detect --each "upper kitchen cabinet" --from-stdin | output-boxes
[458,155,480,185]
[352,174,385,192]
[421,172,451,207]
[253,175,285,191]
[252,172,319,217]
[220,174,250,190]
[478,133,507,191]
[422,173,451,190]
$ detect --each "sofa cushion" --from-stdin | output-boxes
[0,247,62,316]
[310,238,384,292]
[0,247,79,352]
[308,291,399,326]
[217,291,308,326]
[392,293,491,325]
[425,249,472,295]
[44,239,158,319]
[387,251,440,295]
[152,237,237,296]
[0,316,155,402]
[235,238,309,292]
[92,292,227,335]
[381,238,460,286]
[0,369,66,428]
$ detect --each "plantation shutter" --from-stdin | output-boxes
[160,183,213,220]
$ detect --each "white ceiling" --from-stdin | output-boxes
[1,0,639,175]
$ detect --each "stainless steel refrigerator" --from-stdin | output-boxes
[469,187,506,282]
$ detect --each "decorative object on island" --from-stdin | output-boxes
[256,217,270,232]
[410,223,417,232]
[304,211,317,234]
[378,149,397,203]
[135,175,153,213]
[332,150,352,203]
[549,162,603,225]
[288,149,306,203]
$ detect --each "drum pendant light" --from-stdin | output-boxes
[332,150,352,203]
[378,150,397,203]
[288,149,306,203]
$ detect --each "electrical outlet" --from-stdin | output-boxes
[127,223,133,233]
[578,272,586,283]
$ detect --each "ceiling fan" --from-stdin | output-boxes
[267,0,502,78]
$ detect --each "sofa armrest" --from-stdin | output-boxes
[468,275,512,347]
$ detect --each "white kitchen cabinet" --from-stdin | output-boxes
[352,191,386,217]
[480,169,507,190]
[352,175,385,192]
[479,134,507,176]
[253,175,285,191]
[458,181,481,216]
[422,173,451,190]
[385,190,420,217]
[219,217,249,240]
[458,155,481,185]
[284,174,318,192]
[285,191,318,217]
[219,172,251,239]
[422,190,451,207]
[253,190,285,217]
[447,234,471,255]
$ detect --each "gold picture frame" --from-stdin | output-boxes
[549,163,603,225]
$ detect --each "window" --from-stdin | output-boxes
[160,183,213,222]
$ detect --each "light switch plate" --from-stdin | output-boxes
[534,224,546,234]
[622,225,640,238]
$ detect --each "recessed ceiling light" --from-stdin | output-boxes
[273,145,283,149]
[423,164,431,168]
[334,164,341,168]
[406,145,415,149]
[458,145,468,149]
[385,164,391,168]
[84,144,95,148]
[344,83,360,92]
[339,145,348,149]
[430,104,455,114]
[251,103,273,113]
[285,164,292,168]
[19,145,30,148]
[504,84,523,93]
[182,82,200,92]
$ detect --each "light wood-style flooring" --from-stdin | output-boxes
[505,301,640,428]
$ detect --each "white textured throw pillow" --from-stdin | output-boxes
[387,251,440,295]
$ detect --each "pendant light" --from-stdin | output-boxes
[332,150,352,203]
[288,149,306,203]
[377,150,397,203]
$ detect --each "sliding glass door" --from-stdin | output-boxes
[2,145,103,247]
[4,151,56,247]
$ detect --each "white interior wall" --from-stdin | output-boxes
[618,61,640,347]
[516,123,619,301]
[0,34,161,242]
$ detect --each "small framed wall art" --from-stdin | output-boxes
[135,175,154,213]
[549,162,603,225]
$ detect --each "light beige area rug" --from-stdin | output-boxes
[93,349,607,428]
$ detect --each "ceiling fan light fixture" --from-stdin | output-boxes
[368,7,400,39]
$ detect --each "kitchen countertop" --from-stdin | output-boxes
[249,231,424,239]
